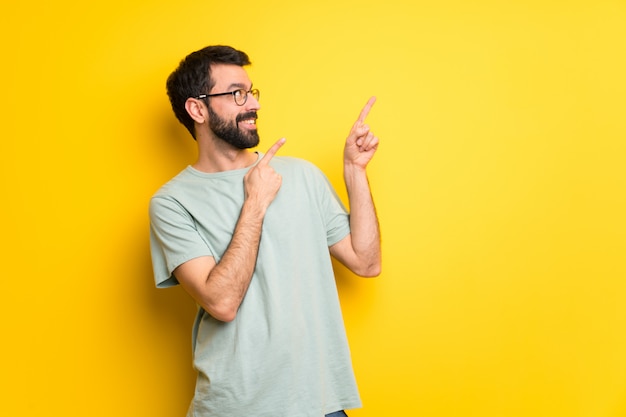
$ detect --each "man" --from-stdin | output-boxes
[149,45,381,417]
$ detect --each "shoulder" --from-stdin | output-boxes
[149,167,197,215]
[151,167,194,196]
[150,165,226,204]
[270,156,338,200]
[270,155,324,177]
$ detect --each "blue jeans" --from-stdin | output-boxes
[325,412,348,417]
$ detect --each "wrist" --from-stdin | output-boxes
[344,163,370,191]
[344,161,367,178]
[241,196,269,220]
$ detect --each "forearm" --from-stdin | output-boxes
[344,163,381,276]
[203,200,266,321]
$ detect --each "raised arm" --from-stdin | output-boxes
[330,97,381,277]
[173,138,286,322]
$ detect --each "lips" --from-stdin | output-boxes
[236,112,258,128]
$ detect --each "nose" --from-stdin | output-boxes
[245,92,260,111]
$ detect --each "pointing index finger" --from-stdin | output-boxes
[258,138,286,165]
[356,96,377,124]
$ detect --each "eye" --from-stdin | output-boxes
[233,89,244,98]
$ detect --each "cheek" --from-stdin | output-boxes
[208,106,235,125]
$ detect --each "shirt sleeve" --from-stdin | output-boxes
[149,195,214,288]
[314,167,350,246]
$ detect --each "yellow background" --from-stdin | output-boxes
[2,0,626,416]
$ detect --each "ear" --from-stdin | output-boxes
[185,98,207,124]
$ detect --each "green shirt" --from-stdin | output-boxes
[149,155,361,416]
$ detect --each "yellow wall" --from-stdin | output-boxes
[3,0,626,416]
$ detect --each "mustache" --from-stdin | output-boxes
[236,112,258,124]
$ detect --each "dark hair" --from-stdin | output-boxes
[166,45,251,139]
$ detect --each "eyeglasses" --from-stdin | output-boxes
[196,88,260,106]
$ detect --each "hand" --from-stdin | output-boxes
[344,97,379,169]
[243,138,286,211]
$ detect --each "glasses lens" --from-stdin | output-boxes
[232,89,260,106]
[233,89,246,106]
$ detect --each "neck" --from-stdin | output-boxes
[193,132,258,173]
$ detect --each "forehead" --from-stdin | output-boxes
[209,64,252,91]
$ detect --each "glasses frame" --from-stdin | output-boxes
[196,88,260,106]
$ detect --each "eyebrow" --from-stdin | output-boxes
[225,82,252,90]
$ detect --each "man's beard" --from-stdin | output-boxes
[208,105,260,149]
